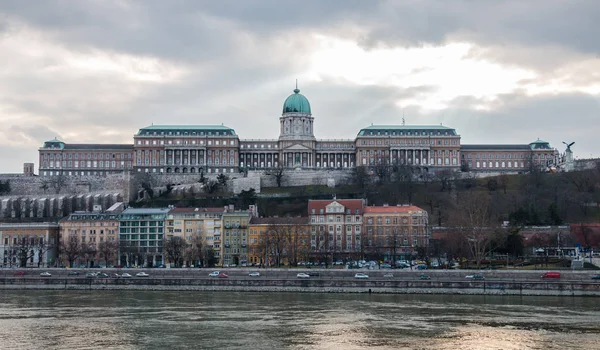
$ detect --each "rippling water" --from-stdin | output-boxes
[0,291,598,350]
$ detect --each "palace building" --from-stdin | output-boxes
[37,86,558,176]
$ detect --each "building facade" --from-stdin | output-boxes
[166,207,223,266]
[117,208,169,267]
[58,205,122,267]
[36,86,560,176]
[308,199,365,262]
[248,217,310,266]
[220,205,258,266]
[363,205,429,261]
[0,223,59,267]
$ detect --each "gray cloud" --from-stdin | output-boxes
[0,0,599,173]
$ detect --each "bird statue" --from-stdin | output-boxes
[562,141,575,152]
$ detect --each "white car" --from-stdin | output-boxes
[209,271,220,277]
[297,273,310,279]
[136,272,149,277]
[120,273,132,278]
[40,272,52,277]
[383,273,394,278]
[355,273,369,279]
[249,272,260,277]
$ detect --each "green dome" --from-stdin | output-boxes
[282,88,311,114]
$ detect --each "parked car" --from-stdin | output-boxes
[541,272,561,279]
[380,264,392,269]
[13,271,25,276]
[419,274,431,280]
[591,275,600,280]
[209,271,221,277]
[297,273,310,278]
[249,272,260,277]
[136,272,149,277]
[120,273,133,278]
[355,273,369,279]
[40,272,52,277]
[465,274,485,280]
[67,271,80,276]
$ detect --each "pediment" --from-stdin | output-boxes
[284,144,312,151]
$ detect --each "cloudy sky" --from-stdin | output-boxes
[1,0,599,173]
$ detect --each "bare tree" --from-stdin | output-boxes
[98,241,118,267]
[185,229,205,267]
[269,165,287,187]
[81,244,97,268]
[164,237,186,267]
[50,171,68,194]
[371,156,392,184]
[35,237,51,268]
[453,192,496,269]
[60,238,81,268]
[16,236,36,268]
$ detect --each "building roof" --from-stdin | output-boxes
[136,125,236,136]
[60,212,120,222]
[250,217,309,225]
[357,125,458,136]
[169,207,224,214]
[308,199,365,214]
[63,144,133,150]
[364,205,426,214]
[461,144,531,151]
[282,87,311,114]
[121,208,172,215]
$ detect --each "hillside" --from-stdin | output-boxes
[136,166,600,226]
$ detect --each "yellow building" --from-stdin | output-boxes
[166,207,224,266]
[58,204,123,267]
[0,222,60,268]
[248,217,310,267]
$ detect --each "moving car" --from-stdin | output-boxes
[85,272,97,278]
[419,274,431,280]
[120,273,133,278]
[591,275,600,280]
[383,273,394,278]
[67,271,80,276]
[541,272,561,279]
[249,272,260,277]
[465,274,485,280]
[13,271,25,276]
[297,273,310,278]
[355,273,369,279]
[136,272,149,277]
[209,271,221,277]
[97,273,110,278]
[40,272,52,277]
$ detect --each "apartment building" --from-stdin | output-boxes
[0,223,59,268]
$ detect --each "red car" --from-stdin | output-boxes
[13,271,25,276]
[217,272,229,278]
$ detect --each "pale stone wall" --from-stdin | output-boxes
[0,193,122,219]
[232,177,261,194]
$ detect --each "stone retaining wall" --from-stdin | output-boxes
[1,277,599,296]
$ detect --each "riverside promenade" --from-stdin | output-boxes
[1,268,599,296]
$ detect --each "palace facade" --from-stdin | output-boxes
[38,86,558,176]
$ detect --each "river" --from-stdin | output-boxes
[0,291,598,349]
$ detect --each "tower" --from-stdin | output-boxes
[278,84,316,168]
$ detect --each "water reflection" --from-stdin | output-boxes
[0,292,598,349]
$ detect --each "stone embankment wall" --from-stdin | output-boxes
[1,269,599,296]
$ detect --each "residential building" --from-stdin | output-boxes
[363,204,429,261]
[35,86,560,176]
[118,208,170,267]
[248,217,310,266]
[308,199,365,263]
[166,207,224,266]
[0,222,59,268]
[221,205,258,266]
[58,203,123,267]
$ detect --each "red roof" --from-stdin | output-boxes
[364,205,425,214]
[308,199,365,215]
